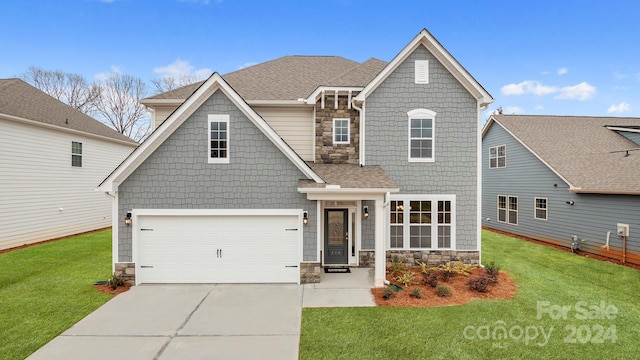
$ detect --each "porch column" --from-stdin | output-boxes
[374,197,386,287]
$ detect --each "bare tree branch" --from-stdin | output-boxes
[20,66,100,113]
[151,74,199,94]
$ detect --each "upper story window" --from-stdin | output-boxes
[489,145,506,168]
[408,109,436,162]
[415,60,429,84]
[71,141,82,167]
[208,114,229,164]
[333,118,350,144]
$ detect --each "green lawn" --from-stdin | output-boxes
[0,230,114,360]
[300,230,640,359]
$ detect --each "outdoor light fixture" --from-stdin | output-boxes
[303,211,309,226]
[363,206,369,219]
[566,200,575,206]
[124,211,132,226]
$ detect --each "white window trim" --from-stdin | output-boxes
[415,60,429,84]
[489,144,506,168]
[407,109,436,162]
[208,114,230,164]
[71,141,82,167]
[508,195,518,225]
[332,118,350,145]
[497,195,507,223]
[534,197,548,221]
[387,194,456,250]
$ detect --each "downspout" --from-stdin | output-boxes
[352,98,365,166]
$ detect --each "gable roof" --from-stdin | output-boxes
[484,114,640,195]
[0,78,136,145]
[354,29,493,106]
[142,56,377,104]
[98,73,323,192]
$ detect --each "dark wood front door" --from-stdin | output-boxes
[324,209,349,264]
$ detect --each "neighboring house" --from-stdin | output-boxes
[98,29,493,286]
[482,114,640,266]
[0,79,137,250]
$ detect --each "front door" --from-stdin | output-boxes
[324,209,349,264]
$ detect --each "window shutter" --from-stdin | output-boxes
[415,60,429,84]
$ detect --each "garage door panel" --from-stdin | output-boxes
[136,213,300,284]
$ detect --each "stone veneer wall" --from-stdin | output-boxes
[300,262,321,283]
[114,263,135,284]
[387,250,480,268]
[315,94,360,164]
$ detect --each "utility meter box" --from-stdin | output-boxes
[617,223,630,237]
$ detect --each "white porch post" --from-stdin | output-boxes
[374,197,386,287]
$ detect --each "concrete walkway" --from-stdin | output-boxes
[28,269,375,359]
[28,285,301,360]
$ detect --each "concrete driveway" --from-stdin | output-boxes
[27,284,301,360]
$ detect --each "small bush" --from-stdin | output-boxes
[484,261,501,283]
[436,284,451,297]
[417,261,429,274]
[107,273,126,290]
[410,288,422,299]
[383,285,396,299]
[395,270,416,287]
[467,274,492,293]
[439,269,456,283]
[387,257,407,276]
[423,271,438,288]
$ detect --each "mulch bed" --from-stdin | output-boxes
[371,267,516,307]
[94,283,132,296]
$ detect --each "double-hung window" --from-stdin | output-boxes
[71,141,82,167]
[534,197,548,220]
[408,109,436,162]
[498,195,518,225]
[333,118,350,144]
[208,114,229,164]
[388,195,455,250]
[489,145,506,168]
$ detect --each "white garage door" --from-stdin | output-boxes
[135,212,301,284]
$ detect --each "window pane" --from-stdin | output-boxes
[490,147,496,157]
[498,209,506,222]
[390,226,403,248]
[509,210,518,225]
[509,197,518,210]
[490,158,497,168]
[498,145,505,156]
[498,157,505,167]
[438,225,451,248]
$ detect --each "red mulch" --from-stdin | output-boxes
[371,267,516,307]
[94,283,132,296]
[484,227,640,271]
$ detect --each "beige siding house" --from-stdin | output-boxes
[0,79,137,250]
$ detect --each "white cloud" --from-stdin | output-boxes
[237,62,258,70]
[94,65,121,81]
[554,82,596,100]
[557,67,568,75]
[501,80,557,96]
[153,59,211,82]
[503,106,524,114]
[607,102,630,113]
[502,80,596,101]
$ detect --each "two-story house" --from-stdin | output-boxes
[98,29,493,286]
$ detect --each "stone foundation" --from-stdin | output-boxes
[386,250,480,268]
[114,262,135,284]
[359,250,375,267]
[300,262,321,283]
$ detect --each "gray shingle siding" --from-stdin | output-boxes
[361,200,375,249]
[364,45,479,251]
[482,122,640,257]
[117,90,317,262]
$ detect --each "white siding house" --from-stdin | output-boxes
[0,79,137,250]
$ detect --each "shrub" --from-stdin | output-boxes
[436,284,451,297]
[439,269,456,283]
[395,270,416,287]
[484,261,501,283]
[106,273,126,290]
[438,261,478,276]
[423,271,438,288]
[383,285,396,299]
[467,274,492,293]
[417,261,429,274]
[410,288,422,299]
[387,257,407,276]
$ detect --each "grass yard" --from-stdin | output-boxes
[0,230,114,360]
[300,230,640,359]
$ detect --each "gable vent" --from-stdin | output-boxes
[415,60,429,84]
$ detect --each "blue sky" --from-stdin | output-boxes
[1,0,639,119]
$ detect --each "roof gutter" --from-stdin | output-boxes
[569,188,640,195]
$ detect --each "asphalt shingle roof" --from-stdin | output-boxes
[490,114,640,194]
[146,56,388,102]
[0,78,136,144]
[298,163,398,190]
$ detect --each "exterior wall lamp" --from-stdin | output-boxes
[566,200,575,206]
[303,211,309,226]
[124,211,132,226]
[363,206,369,219]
